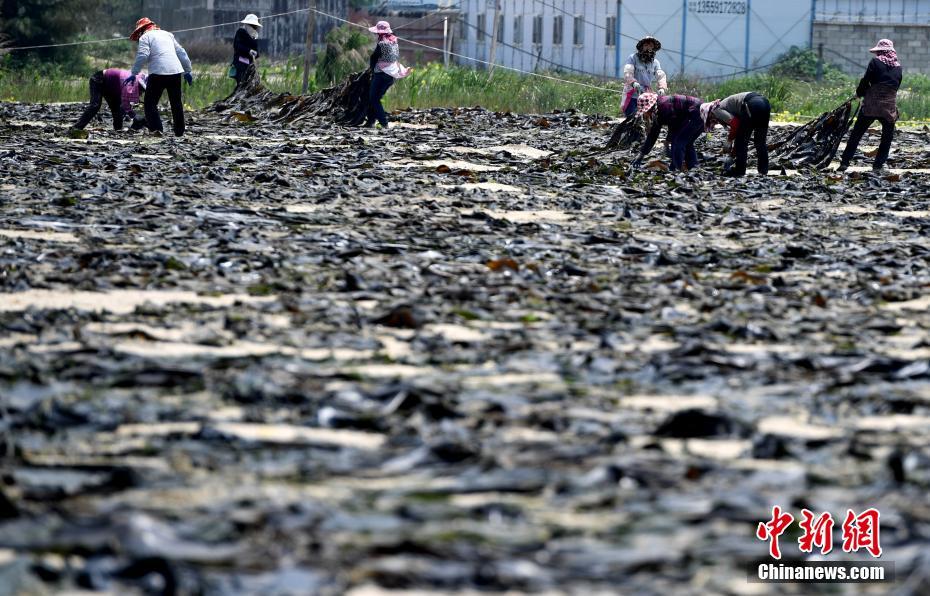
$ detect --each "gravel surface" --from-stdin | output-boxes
[1,101,929,595]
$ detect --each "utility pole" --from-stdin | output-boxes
[443,17,450,68]
[302,0,317,94]
[488,1,501,75]
[816,43,824,82]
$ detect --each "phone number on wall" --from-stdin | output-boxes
[688,1,748,15]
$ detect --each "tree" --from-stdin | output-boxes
[0,0,95,68]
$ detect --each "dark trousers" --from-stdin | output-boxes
[74,71,123,130]
[729,95,771,175]
[669,110,703,171]
[841,114,895,169]
[145,73,185,137]
[366,72,395,127]
[233,62,250,86]
[623,97,637,117]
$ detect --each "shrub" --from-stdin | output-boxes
[770,46,845,82]
[315,24,371,88]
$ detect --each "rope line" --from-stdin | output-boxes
[531,0,746,70]
[0,4,813,91]
[308,6,622,94]
[1,7,315,51]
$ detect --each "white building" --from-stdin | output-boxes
[456,0,815,79]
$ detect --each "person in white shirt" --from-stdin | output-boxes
[621,37,668,118]
[125,17,193,137]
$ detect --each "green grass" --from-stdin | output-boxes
[3,60,930,123]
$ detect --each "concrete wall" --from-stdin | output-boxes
[814,21,930,75]
[457,0,812,79]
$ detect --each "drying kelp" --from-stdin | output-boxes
[768,98,859,169]
[604,114,645,150]
[2,101,930,595]
[211,64,372,125]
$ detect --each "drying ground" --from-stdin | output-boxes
[1,102,929,595]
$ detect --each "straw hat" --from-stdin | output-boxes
[129,17,156,41]
[636,92,659,116]
[369,21,393,35]
[636,36,662,52]
[241,14,262,28]
[869,39,894,53]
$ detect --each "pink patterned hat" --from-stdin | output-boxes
[369,21,392,35]
[636,92,659,116]
[869,39,895,53]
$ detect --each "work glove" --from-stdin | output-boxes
[123,74,136,86]
[184,72,193,86]
[657,88,667,96]
[632,82,642,91]
[250,49,258,59]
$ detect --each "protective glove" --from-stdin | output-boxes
[657,88,667,96]
[630,156,644,171]
[123,74,137,86]
[632,82,642,91]
[249,49,258,59]
[184,72,193,86]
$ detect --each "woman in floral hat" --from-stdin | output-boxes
[632,92,704,172]
[364,21,412,129]
[838,39,903,173]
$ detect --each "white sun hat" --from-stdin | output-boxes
[241,14,262,28]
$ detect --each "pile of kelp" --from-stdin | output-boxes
[604,115,645,151]
[601,100,861,170]
[211,65,372,126]
[768,98,859,168]
[2,101,930,596]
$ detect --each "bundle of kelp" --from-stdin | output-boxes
[768,98,859,169]
[210,65,372,126]
[604,115,645,151]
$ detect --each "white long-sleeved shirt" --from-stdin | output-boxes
[131,29,192,76]
[621,54,668,110]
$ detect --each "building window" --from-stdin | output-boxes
[477,13,485,42]
[496,13,504,43]
[513,15,523,45]
[532,15,542,45]
[606,16,616,47]
[573,16,584,46]
[460,14,468,41]
[553,15,563,46]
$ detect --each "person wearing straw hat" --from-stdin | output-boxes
[838,39,903,173]
[71,68,147,133]
[125,17,193,137]
[632,92,703,172]
[364,21,412,129]
[701,92,772,176]
[621,36,668,118]
[231,14,262,86]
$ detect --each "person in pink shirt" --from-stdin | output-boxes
[72,68,147,132]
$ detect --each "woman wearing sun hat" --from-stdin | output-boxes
[621,36,669,118]
[838,39,903,173]
[126,17,193,137]
[231,14,262,86]
[364,21,412,129]
[631,92,704,172]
